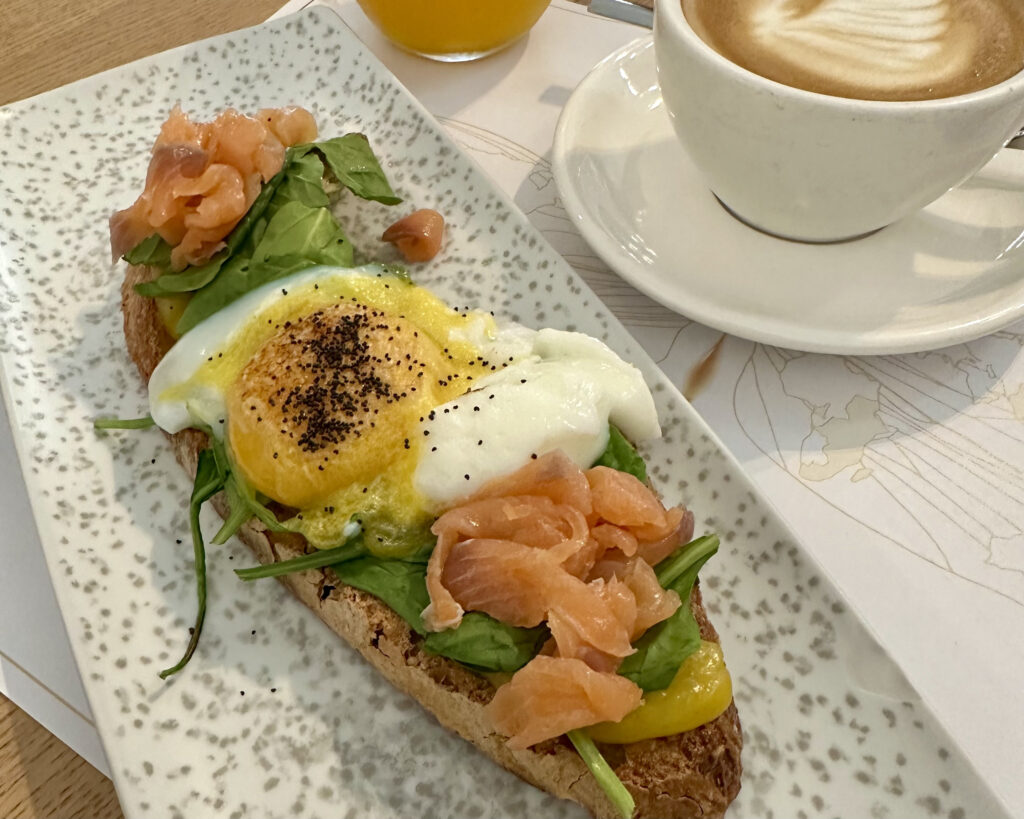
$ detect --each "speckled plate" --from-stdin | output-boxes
[0,7,1011,819]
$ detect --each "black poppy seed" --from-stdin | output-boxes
[464,474,470,480]
[477,440,483,446]
[423,430,429,436]
[431,446,437,452]
[531,453,538,459]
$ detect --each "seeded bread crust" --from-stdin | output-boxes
[121,264,743,819]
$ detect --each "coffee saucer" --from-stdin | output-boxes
[552,37,1024,354]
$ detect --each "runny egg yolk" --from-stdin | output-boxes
[184,274,492,548]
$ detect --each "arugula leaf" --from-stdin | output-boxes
[124,235,173,268]
[423,613,547,673]
[197,435,288,543]
[93,415,155,430]
[159,448,226,679]
[567,730,635,819]
[334,556,432,634]
[294,134,402,205]
[212,476,256,546]
[593,425,647,483]
[234,538,367,581]
[617,534,719,692]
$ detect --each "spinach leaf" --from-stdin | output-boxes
[124,234,173,268]
[617,534,719,692]
[333,549,545,672]
[128,134,398,326]
[175,201,354,334]
[134,255,228,297]
[274,151,330,209]
[254,200,354,261]
[593,424,647,483]
[133,164,288,297]
[294,134,402,205]
[159,448,226,679]
[334,556,432,634]
[423,613,547,673]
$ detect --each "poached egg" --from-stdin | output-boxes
[148,265,660,550]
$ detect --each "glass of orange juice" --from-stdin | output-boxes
[356,0,553,62]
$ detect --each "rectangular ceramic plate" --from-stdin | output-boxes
[0,7,1010,818]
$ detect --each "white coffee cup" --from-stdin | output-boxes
[654,0,1024,242]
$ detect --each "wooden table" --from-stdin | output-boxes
[0,3,285,814]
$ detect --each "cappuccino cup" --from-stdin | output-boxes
[654,0,1024,242]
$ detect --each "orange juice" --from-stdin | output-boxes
[356,0,552,61]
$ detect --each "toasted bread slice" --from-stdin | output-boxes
[121,264,743,819]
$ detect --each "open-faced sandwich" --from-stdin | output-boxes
[103,106,743,819]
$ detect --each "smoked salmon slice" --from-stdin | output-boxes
[475,450,593,515]
[422,447,696,748]
[590,555,681,638]
[636,507,694,566]
[381,209,445,263]
[587,465,668,530]
[441,537,634,659]
[486,655,642,750]
[110,105,317,269]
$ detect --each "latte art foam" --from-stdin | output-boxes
[682,0,1024,101]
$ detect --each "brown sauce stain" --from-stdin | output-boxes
[683,334,725,401]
